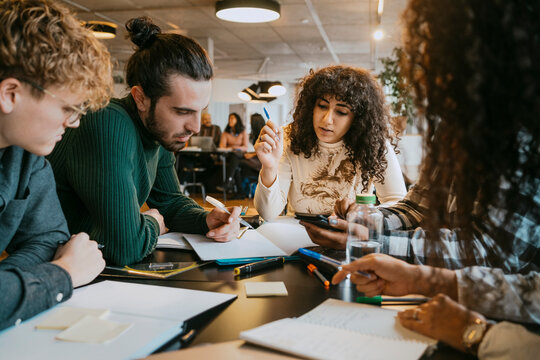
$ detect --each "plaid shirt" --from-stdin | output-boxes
[378,177,540,323]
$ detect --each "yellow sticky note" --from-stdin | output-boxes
[36,307,110,330]
[245,282,288,297]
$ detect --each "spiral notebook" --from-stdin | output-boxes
[240,298,437,360]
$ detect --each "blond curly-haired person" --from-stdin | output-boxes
[0,0,112,330]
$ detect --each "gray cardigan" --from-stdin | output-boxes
[0,146,72,331]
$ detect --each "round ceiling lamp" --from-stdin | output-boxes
[85,21,117,39]
[268,82,286,96]
[215,0,281,23]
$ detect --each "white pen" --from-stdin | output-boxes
[205,195,254,230]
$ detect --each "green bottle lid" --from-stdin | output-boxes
[356,194,376,204]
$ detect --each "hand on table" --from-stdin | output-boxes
[300,216,349,249]
[254,120,283,187]
[206,206,241,242]
[143,208,167,235]
[52,232,105,288]
[331,253,418,296]
[398,294,485,353]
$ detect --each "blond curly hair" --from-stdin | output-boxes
[0,0,112,110]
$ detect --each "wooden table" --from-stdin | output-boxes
[100,249,475,359]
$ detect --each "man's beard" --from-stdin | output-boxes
[145,104,192,152]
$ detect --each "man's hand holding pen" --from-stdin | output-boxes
[52,233,105,288]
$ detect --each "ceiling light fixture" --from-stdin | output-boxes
[373,29,384,41]
[237,81,286,102]
[215,0,281,23]
[269,82,286,96]
[84,21,117,39]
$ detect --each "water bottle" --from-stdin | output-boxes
[346,194,383,263]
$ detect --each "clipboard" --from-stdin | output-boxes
[104,261,211,279]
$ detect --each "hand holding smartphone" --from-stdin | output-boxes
[294,212,344,232]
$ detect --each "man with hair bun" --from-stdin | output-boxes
[49,16,241,266]
[0,0,111,330]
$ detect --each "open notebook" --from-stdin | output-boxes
[240,298,437,360]
[159,217,316,261]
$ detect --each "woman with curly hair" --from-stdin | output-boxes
[330,0,540,356]
[254,65,406,221]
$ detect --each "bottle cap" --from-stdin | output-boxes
[356,194,376,204]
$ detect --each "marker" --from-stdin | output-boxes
[205,195,254,230]
[298,248,372,278]
[233,257,285,275]
[307,264,329,288]
[356,296,430,305]
[58,240,104,250]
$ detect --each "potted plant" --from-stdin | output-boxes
[377,47,416,134]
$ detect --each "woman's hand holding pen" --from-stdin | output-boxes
[332,254,415,296]
[51,233,105,288]
[332,254,458,300]
[255,120,283,188]
[206,206,241,242]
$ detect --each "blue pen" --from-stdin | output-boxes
[298,248,371,278]
[263,107,270,121]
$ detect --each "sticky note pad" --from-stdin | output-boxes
[245,282,288,297]
[36,307,110,330]
[55,315,132,344]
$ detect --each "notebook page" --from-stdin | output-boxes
[299,298,436,345]
[183,231,286,261]
[256,217,316,255]
[240,318,428,360]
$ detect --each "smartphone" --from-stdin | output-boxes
[294,212,344,232]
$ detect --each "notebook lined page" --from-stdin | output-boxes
[299,298,436,344]
[240,318,428,360]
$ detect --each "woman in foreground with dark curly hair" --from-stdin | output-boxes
[329,0,539,357]
[253,65,406,222]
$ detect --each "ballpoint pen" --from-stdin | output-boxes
[356,296,430,305]
[205,195,254,230]
[263,107,271,121]
[298,248,372,278]
[233,257,285,275]
[307,264,329,288]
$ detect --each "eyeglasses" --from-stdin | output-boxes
[24,79,88,125]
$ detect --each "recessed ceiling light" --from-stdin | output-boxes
[373,29,384,41]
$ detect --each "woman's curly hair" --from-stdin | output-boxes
[288,65,395,192]
[402,0,539,247]
[0,0,113,111]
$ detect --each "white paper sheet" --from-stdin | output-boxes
[64,281,236,322]
[256,217,316,255]
[184,231,286,261]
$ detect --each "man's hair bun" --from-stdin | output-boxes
[125,16,161,49]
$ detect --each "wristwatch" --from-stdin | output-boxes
[462,317,492,354]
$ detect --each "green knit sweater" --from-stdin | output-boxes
[48,95,209,265]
